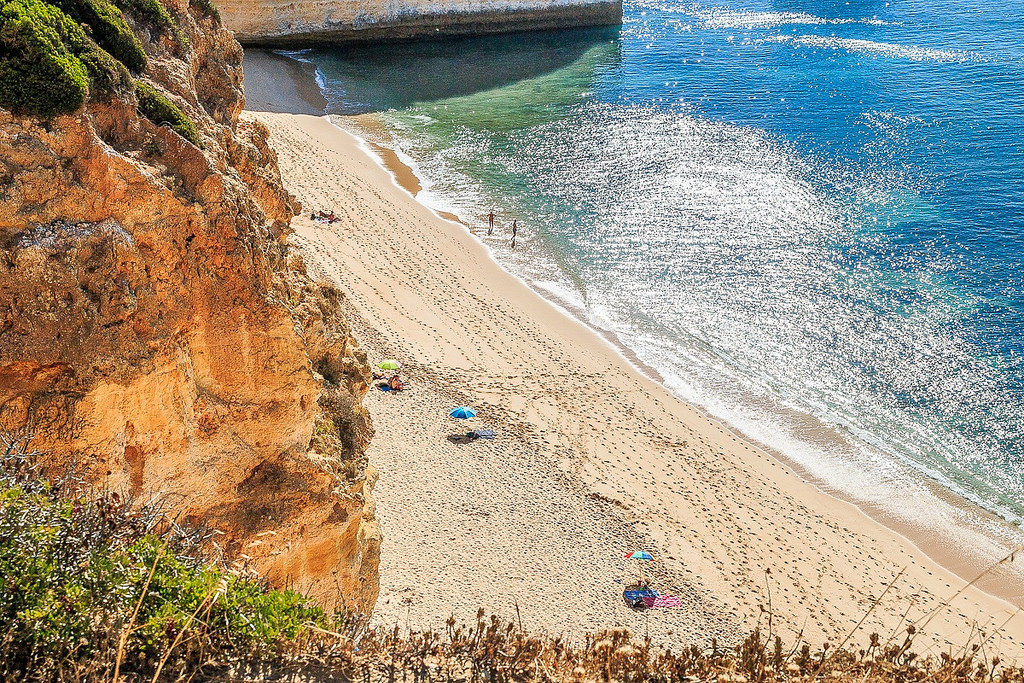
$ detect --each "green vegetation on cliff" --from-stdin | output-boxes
[115,0,173,33]
[0,0,88,116]
[0,437,332,680]
[0,0,199,144]
[135,79,199,145]
[114,0,187,51]
[0,0,129,116]
[52,0,146,72]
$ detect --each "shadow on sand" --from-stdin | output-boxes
[242,50,329,115]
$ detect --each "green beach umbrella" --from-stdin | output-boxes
[378,359,401,371]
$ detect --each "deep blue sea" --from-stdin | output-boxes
[290,0,1024,546]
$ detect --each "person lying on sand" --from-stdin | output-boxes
[311,210,340,224]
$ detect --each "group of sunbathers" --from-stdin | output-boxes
[311,210,340,224]
[372,370,408,392]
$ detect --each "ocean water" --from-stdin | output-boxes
[291,0,1024,552]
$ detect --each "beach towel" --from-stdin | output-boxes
[623,589,658,601]
[622,587,658,609]
[642,595,682,609]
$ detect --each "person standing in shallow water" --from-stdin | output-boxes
[510,219,518,249]
[488,210,495,236]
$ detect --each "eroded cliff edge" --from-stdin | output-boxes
[0,0,380,613]
[218,0,622,47]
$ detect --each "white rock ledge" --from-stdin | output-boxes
[220,0,623,46]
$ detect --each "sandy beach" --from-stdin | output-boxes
[244,108,1024,655]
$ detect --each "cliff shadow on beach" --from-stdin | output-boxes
[242,50,330,115]
[242,27,621,115]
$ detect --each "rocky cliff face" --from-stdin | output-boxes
[218,0,622,46]
[0,0,380,613]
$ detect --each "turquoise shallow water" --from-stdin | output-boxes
[288,0,1024,541]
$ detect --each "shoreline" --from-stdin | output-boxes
[342,110,1024,610]
[239,48,1024,655]
[247,107,1024,653]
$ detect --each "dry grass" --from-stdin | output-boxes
[225,608,1024,683]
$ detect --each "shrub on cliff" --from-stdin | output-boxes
[115,0,173,32]
[52,0,146,72]
[0,0,88,116]
[0,0,133,117]
[0,435,332,680]
[76,36,131,98]
[135,79,199,145]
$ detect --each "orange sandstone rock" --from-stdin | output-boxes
[0,0,379,614]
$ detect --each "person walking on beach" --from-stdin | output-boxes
[488,210,495,236]
[510,219,518,249]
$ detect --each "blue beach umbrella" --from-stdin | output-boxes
[449,406,477,419]
[624,551,654,561]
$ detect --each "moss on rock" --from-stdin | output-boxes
[0,0,126,116]
[0,0,212,120]
[52,0,146,72]
[76,34,132,98]
[135,79,199,146]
